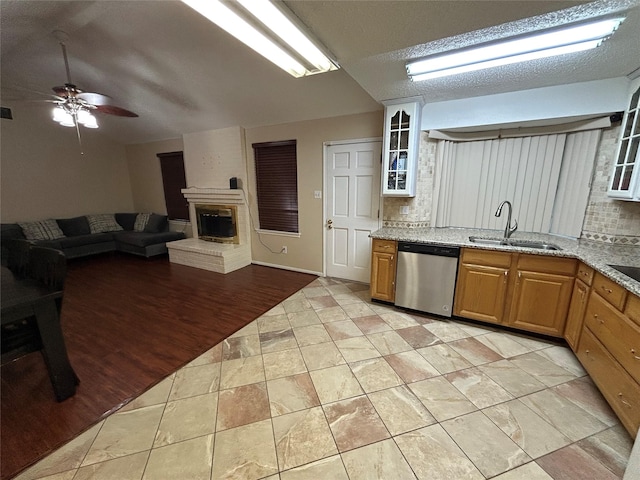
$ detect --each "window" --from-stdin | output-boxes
[431,130,601,238]
[157,151,189,221]
[252,140,298,233]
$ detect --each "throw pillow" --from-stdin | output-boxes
[115,213,137,231]
[134,213,151,232]
[57,216,90,237]
[86,214,123,234]
[18,219,65,241]
[144,214,168,233]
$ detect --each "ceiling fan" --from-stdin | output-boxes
[49,30,137,151]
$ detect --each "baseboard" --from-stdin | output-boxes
[251,260,322,277]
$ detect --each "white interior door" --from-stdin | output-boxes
[325,140,382,283]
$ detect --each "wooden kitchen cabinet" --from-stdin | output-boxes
[455,249,576,337]
[578,286,640,437]
[370,239,397,302]
[506,255,576,337]
[565,278,590,351]
[454,249,512,324]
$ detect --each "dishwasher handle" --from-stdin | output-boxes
[398,242,460,258]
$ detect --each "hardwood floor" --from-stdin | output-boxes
[0,253,316,479]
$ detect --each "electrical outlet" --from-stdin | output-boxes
[281,246,288,254]
[400,205,410,215]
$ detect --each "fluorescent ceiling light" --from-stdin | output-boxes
[407,17,624,81]
[182,0,338,77]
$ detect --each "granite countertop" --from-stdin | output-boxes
[371,227,640,298]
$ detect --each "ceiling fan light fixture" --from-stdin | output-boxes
[77,108,98,128]
[53,106,75,127]
[406,16,624,81]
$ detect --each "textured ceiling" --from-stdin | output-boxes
[1,0,639,144]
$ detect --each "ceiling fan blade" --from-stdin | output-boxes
[76,91,112,106]
[94,104,139,117]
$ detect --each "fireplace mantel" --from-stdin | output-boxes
[181,187,245,205]
[167,187,252,273]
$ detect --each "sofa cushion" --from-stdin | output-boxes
[114,231,184,248]
[57,233,115,248]
[134,213,150,232]
[34,239,64,249]
[18,219,65,241]
[57,216,90,237]
[87,214,123,234]
[115,213,137,231]
[1,223,26,241]
[144,214,168,233]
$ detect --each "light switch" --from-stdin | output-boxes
[314,190,322,199]
[400,205,409,215]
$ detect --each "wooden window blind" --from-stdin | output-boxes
[157,151,189,221]
[252,140,299,233]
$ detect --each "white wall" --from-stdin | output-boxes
[182,126,247,190]
[1,103,134,223]
[421,78,631,131]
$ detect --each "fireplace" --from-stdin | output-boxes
[195,204,239,244]
[167,187,252,274]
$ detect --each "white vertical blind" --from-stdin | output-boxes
[432,131,600,236]
[550,130,601,237]
[432,135,567,232]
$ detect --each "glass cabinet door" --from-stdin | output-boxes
[383,101,420,197]
[609,86,640,200]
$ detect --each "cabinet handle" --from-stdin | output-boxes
[618,393,631,407]
[391,255,394,261]
[632,349,640,360]
[600,286,613,294]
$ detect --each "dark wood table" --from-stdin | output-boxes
[1,267,78,401]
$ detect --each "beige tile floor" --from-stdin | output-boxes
[15,277,635,480]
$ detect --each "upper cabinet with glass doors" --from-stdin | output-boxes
[608,85,640,201]
[382,101,421,197]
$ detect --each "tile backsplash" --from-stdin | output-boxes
[581,126,640,244]
[384,127,640,243]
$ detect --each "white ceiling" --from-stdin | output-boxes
[1,0,639,145]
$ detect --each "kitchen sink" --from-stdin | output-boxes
[608,265,640,283]
[469,236,561,251]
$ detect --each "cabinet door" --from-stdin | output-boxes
[608,85,640,200]
[454,263,509,324]
[382,102,420,197]
[508,270,574,337]
[565,279,589,351]
[370,251,396,302]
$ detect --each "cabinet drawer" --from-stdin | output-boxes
[516,254,576,276]
[372,239,396,254]
[626,293,640,327]
[461,248,512,268]
[578,328,640,438]
[576,262,595,286]
[592,272,627,311]
[585,292,640,384]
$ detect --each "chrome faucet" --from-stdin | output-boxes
[495,200,518,239]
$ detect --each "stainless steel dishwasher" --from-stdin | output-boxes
[395,242,460,317]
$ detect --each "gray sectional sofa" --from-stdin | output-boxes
[1,213,186,259]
